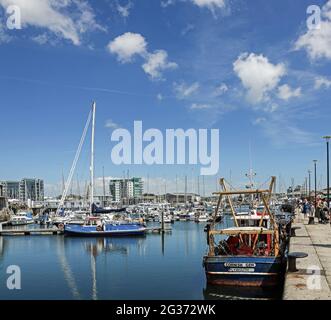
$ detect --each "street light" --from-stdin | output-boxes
[323,136,331,209]
[308,170,311,199]
[313,160,318,208]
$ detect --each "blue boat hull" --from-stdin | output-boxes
[203,255,286,287]
[64,224,146,237]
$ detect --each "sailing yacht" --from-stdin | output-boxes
[62,102,146,237]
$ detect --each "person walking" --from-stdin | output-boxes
[302,199,309,219]
[309,201,315,220]
[321,201,330,224]
[315,200,323,223]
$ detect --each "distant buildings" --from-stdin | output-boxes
[0,178,44,202]
[287,185,305,198]
[109,177,143,203]
[0,184,6,210]
[19,178,44,202]
[164,193,200,204]
[0,181,20,199]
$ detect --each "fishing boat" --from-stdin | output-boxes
[58,102,146,237]
[203,177,287,287]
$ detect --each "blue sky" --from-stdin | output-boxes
[0,0,331,196]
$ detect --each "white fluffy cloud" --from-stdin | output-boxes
[142,50,177,79]
[191,0,225,10]
[314,76,331,89]
[108,32,177,80]
[0,0,103,45]
[233,53,286,104]
[107,32,147,63]
[295,1,331,60]
[277,84,301,101]
[0,19,10,43]
[174,82,200,98]
[161,0,226,13]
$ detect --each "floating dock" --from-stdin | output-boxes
[0,227,63,236]
[283,214,331,300]
[0,223,167,236]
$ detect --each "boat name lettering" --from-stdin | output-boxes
[228,268,255,273]
[224,263,256,268]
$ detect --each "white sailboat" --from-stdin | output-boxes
[62,102,146,236]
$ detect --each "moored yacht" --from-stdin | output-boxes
[64,216,146,237]
[60,102,147,237]
[10,211,34,226]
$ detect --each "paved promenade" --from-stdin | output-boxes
[283,213,331,300]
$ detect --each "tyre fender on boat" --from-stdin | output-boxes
[58,223,65,230]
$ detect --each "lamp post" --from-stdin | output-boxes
[308,170,311,200]
[313,160,318,209]
[323,136,331,209]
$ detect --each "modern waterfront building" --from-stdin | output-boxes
[0,181,20,199]
[109,179,121,202]
[163,193,200,204]
[287,185,305,198]
[0,178,44,202]
[109,177,143,202]
[0,184,7,210]
[19,178,44,202]
[0,197,6,210]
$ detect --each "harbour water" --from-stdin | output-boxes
[0,218,283,300]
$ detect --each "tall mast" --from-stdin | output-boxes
[102,166,106,207]
[175,175,178,205]
[62,169,65,194]
[90,102,96,214]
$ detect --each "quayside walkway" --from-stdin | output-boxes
[283,213,331,300]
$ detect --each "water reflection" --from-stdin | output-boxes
[83,238,129,300]
[55,237,148,300]
[0,221,282,300]
[84,238,128,256]
[0,237,5,258]
[55,237,81,300]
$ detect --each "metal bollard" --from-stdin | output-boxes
[308,216,315,225]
